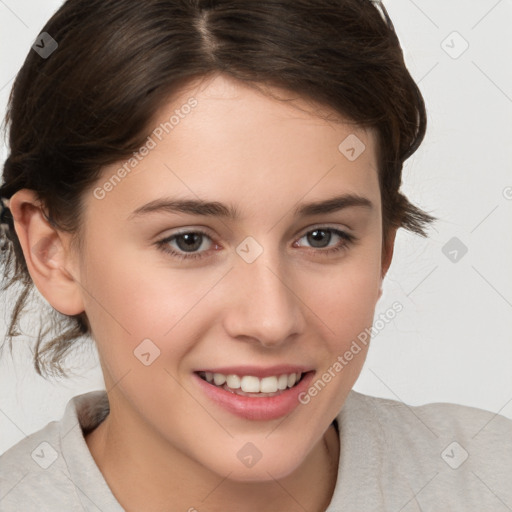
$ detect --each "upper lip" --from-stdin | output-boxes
[194,365,314,379]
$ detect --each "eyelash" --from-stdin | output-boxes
[155,227,356,261]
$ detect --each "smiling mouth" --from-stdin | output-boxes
[196,371,309,398]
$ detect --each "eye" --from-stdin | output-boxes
[155,226,356,261]
[293,227,355,256]
[156,229,216,260]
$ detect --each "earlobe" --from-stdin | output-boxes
[9,189,85,316]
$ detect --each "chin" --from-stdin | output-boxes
[201,446,308,483]
[223,463,300,483]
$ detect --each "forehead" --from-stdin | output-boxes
[89,73,380,223]
[161,73,377,161]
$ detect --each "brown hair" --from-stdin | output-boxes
[0,0,435,379]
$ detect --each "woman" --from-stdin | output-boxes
[1,0,510,510]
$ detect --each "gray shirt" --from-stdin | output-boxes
[1,389,511,511]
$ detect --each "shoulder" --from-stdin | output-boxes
[333,390,512,509]
[341,390,512,459]
[0,420,80,511]
[0,390,109,512]
[343,389,512,439]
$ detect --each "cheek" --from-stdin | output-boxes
[291,254,380,443]
[80,239,219,360]
[302,248,382,343]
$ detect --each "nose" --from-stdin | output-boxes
[222,250,305,348]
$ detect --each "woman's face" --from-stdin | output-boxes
[77,73,389,481]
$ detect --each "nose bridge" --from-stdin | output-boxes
[224,244,304,346]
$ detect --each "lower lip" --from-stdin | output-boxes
[193,371,316,421]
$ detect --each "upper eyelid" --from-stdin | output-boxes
[162,224,352,250]
[174,222,350,236]
[163,224,351,242]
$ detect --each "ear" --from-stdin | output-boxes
[8,189,85,316]
[378,226,398,299]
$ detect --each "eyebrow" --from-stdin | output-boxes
[128,193,373,221]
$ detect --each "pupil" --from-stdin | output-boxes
[308,229,331,248]
[177,233,202,252]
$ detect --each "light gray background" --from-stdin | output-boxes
[1,0,511,455]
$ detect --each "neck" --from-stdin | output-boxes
[85,410,340,512]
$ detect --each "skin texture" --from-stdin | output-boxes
[9,73,396,512]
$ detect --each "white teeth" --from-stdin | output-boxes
[213,373,226,386]
[201,371,304,393]
[240,375,260,393]
[260,376,278,393]
[277,374,289,390]
[226,374,241,389]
